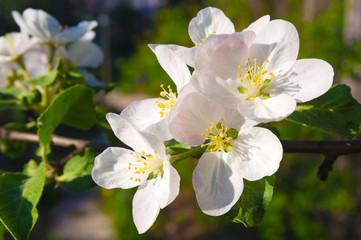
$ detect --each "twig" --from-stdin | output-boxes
[0,127,89,150]
[2,127,361,180]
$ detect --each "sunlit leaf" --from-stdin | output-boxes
[0,162,45,240]
[288,84,361,139]
[232,175,275,227]
[37,84,96,147]
[59,148,96,192]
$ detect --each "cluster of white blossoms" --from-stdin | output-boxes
[0,8,103,87]
[92,7,334,233]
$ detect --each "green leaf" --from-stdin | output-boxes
[37,85,96,147]
[58,148,96,192]
[25,70,58,87]
[0,89,18,107]
[287,84,361,139]
[166,139,192,156]
[0,162,46,240]
[232,175,275,227]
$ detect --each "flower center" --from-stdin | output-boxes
[200,122,238,152]
[156,84,177,118]
[128,151,164,183]
[236,58,275,101]
[195,31,216,46]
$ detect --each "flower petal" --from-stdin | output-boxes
[154,45,191,90]
[191,73,240,109]
[195,34,249,80]
[280,59,334,102]
[67,41,104,67]
[106,113,156,154]
[229,127,283,181]
[249,19,299,75]
[149,43,197,68]
[192,151,244,216]
[245,15,270,35]
[132,175,167,234]
[13,8,60,42]
[120,98,172,141]
[189,7,235,45]
[237,94,296,123]
[221,108,257,130]
[169,92,224,146]
[91,147,142,189]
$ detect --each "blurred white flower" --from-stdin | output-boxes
[12,8,97,45]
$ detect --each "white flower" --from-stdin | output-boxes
[66,41,103,68]
[149,7,236,67]
[12,8,97,45]
[120,45,192,141]
[0,32,38,63]
[191,18,334,123]
[92,114,180,234]
[168,92,282,215]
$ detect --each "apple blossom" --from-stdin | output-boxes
[92,114,180,234]
[191,19,334,123]
[168,92,282,215]
[120,45,192,140]
[12,8,97,45]
[0,32,38,63]
[149,7,236,67]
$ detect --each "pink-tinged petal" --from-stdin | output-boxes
[192,151,244,216]
[280,59,334,102]
[189,7,235,45]
[91,147,142,189]
[133,176,166,234]
[154,45,191,90]
[237,94,296,123]
[195,34,249,80]
[221,108,256,130]
[106,113,156,154]
[229,127,283,181]
[67,41,103,67]
[169,92,224,146]
[245,15,270,35]
[234,30,256,48]
[120,98,172,141]
[249,19,299,75]
[191,73,240,109]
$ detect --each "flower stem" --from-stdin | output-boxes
[169,146,206,164]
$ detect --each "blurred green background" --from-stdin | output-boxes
[1,0,361,239]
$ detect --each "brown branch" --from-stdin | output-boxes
[2,127,361,180]
[2,127,361,156]
[0,127,89,150]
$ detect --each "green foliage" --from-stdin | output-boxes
[0,89,18,107]
[58,148,96,192]
[232,175,275,227]
[37,85,96,148]
[166,139,192,156]
[0,162,46,240]
[26,69,58,87]
[288,84,361,139]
